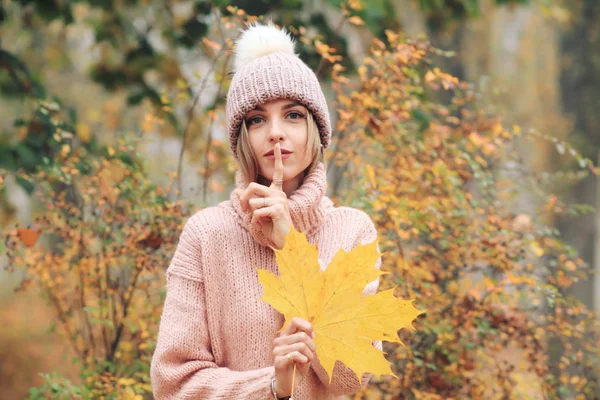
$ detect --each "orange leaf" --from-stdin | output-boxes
[16,228,42,248]
[138,232,163,250]
[202,37,222,51]
[348,16,365,26]
[348,0,364,11]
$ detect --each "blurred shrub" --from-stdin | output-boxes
[2,112,191,398]
[330,32,600,399]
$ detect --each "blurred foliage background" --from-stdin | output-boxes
[1,0,599,399]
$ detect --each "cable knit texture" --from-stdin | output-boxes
[151,164,381,399]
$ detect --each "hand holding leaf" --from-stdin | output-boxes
[257,228,424,392]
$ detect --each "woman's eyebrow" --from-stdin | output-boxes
[250,105,266,112]
[250,102,303,113]
[282,102,303,110]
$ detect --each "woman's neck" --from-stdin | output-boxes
[257,171,306,197]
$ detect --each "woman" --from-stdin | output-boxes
[150,23,381,399]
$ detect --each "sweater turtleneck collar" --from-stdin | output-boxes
[229,162,332,248]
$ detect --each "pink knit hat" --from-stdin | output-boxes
[226,23,331,157]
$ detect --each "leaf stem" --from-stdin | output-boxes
[291,363,297,399]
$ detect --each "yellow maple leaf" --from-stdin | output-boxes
[257,228,424,384]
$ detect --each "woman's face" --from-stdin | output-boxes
[244,98,311,183]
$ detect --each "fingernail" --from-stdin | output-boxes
[312,332,315,339]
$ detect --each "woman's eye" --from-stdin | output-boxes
[287,112,305,120]
[247,116,264,126]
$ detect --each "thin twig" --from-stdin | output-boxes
[200,9,232,202]
[176,34,228,200]
[201,53,231,203]
[43,280,85,360]
[108,256,145,361]
[315,16,347,80]
[76,219,97,358]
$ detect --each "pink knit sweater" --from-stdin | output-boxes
[150,163,381,399]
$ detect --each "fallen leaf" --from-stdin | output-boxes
[257,228,423,384]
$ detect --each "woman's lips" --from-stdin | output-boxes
[265,153,292,160]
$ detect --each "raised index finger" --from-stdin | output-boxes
[270,143,284,191]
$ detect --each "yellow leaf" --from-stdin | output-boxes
[257,228,423,384]
[77,123,92,143]
[98,160,126,204]
[365,164,377,188]
[432,160,447,177]
[176,78,188,89]
[61,144,71,158]
[98,160,126,185]
[385,29,400,44]
[482,277,495,291]
[348,0,364,11]
[530,241,544,258]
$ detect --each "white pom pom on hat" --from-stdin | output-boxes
[226,22,332,157]
[233,22,296,73]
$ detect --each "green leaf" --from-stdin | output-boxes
[15,174,35,194]
[0,143,16,169]
[178,18,208,48]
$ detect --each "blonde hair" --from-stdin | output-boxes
[236,111,323,183]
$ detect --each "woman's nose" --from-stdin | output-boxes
[268,120,285,142]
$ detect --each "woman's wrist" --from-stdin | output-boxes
[271,375,291,399]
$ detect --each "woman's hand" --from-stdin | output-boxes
[236,143,293,250]
[272,317,316,397]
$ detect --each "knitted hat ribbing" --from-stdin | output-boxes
[225,23,331,157]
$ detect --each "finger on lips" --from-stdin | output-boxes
[270,143,284,191]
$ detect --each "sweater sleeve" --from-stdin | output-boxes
[310,213,383,396]
[150,218,274,400]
